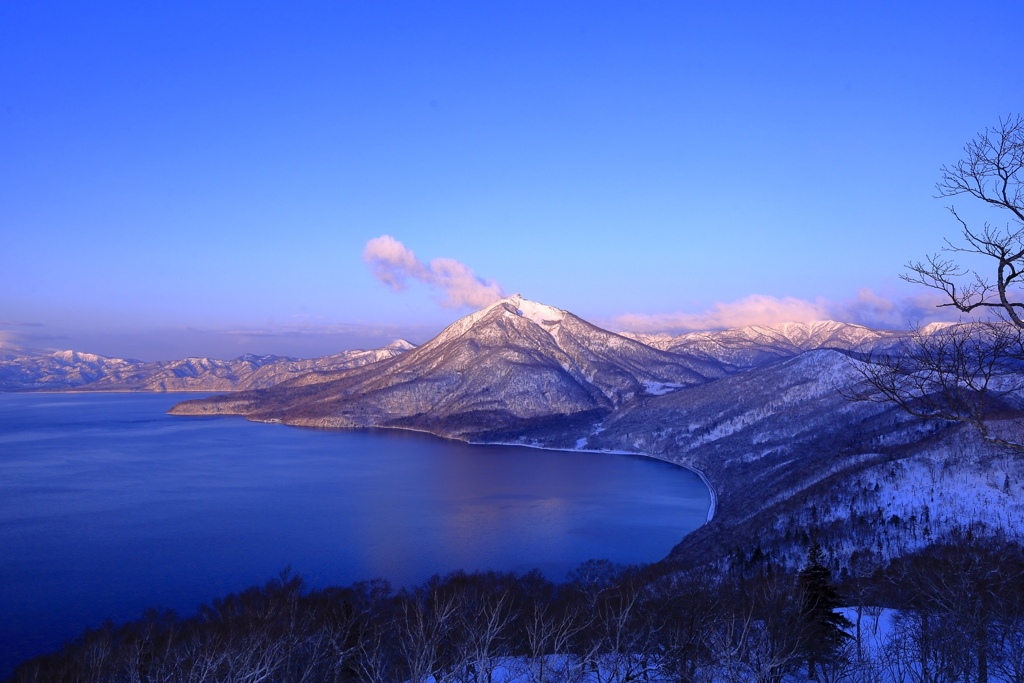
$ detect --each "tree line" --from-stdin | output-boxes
[10,531,1024,683]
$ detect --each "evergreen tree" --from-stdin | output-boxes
[798,541,852,681]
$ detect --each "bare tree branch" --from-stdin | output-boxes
[859,117,1024,449]
[906,116,1024,327]
[846,323,1024,450]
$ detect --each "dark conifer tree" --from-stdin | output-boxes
[798,541,852,681]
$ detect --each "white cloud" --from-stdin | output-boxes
[615,289,964,333]
[616,295,829,332]
[0,330,20,351]
[830,288,955,329]
[363,235,504,308]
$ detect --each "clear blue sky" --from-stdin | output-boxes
[2,1,1021,360]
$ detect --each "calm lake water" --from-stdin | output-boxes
[0,392,710,676]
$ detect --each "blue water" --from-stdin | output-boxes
[0,392,709,676]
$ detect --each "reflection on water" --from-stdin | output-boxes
[0,392,709,676]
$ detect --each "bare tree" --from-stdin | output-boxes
[390,576,462,683]
[851,322,1024,449]
[517,569,591,683]
[444,571,519,683]
[905,115,1024,323]
[879,533,1024,683]
[705,570,808,683]
[850,116,1024,449]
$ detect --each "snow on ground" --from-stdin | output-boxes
[414,606,1007,682]
[514,296,565,328]
[768,434,1024,572]
[641,380,685,396]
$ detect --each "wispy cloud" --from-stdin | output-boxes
[0,330,21,351]
[0,321,50,355]
[616,295,829,332]
[615,289,963,333]
[828,289,952,329]
[219,321,433,340]
[0,320,44,328]
[363,235,505,308]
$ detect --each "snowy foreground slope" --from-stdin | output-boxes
[588,349,1024,570]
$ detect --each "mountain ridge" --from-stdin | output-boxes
[621,319,902,369]
[1,311,912,394]
[0,340,415,392]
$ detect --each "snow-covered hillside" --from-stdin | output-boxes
[622,320,901,369]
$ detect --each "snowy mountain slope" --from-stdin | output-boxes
[169,296,724,440]
[762,426,1024,571]
[622,320,901,369]
[0,350,142,391]
[584,348,1024,571]
[586,349,898,513]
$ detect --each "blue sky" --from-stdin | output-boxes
[1,1,1021,360]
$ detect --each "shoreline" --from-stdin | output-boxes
[261,418,722,526]
[472,439,718,525]
[176,409,720,534]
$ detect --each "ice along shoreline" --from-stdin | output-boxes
[470,439,717,525]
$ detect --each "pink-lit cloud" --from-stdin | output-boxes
[828,288,944,329]
[615,295,829,332]
[0,321,48,357]
[615,289,964,333]
[0,330,20,352]
[363,235,505,308]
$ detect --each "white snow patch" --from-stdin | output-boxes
[512,296,565,327]
[642,380,685,396]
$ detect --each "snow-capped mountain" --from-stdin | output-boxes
[622,320,901,369]
[0,350,142,390]
[0,340,414,392]
[169,295,724,440]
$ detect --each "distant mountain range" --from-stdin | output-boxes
[0,302,902,396]
[0,340,414,392]
[167,297,917,443]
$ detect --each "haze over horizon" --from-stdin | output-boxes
[3,2,1021,361]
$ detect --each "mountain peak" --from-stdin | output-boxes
[433,294,565,345]
[508,295,566,328]
[52,350,106,363]
[919,321,958,335]
[386,339,416,351]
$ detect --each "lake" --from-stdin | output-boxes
[0,392,710,677]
